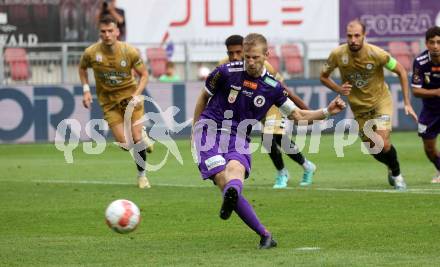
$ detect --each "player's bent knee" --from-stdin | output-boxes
[226,160,245,171]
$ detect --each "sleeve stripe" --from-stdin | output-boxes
[204,86,214,96]
[411,84,422,88]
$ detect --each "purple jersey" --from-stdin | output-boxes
[194,61,288,179]
[201,61,288,133]
[412,50,440,113]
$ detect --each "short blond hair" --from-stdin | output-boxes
[243,33,268,53]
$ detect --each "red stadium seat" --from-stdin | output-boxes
[267,46,280,72]
[4,48,31,81]
[281,44,303,75]
[388,41,412,72]
[146,47,168,78]
[410,41,421,56]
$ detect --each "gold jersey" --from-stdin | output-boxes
[321,43,392,113]
[79,41,144,110]
[217,57,286,134]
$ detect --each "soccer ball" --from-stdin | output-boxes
[105,199,141,234]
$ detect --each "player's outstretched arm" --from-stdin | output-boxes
[287,95,346,123]
[280,83,309,110]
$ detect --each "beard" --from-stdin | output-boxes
[246,67,261,77]
[348,43,362,52]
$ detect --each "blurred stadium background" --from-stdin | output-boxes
[1,0,439,143]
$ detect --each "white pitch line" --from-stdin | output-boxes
[294,247,321,251]
[2,179,440,195]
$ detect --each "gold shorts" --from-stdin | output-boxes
[262,105,287,135]
[103,98,145,127]
[353,95,392,140]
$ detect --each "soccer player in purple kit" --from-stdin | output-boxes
[219,34,316,189]
[412,26,440,183]
[192,33,346,249]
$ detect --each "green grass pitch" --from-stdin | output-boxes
[1,132,440,266]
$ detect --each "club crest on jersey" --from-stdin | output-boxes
[342,54,349,65]
[253,95,265,107]
[120,60,127,67]
[228,88,239,103]
[366,63,373,70]
[243,80,258,90]
[96,54,102,62]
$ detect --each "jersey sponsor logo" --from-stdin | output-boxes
[253,95,266,107]
[205,155,226,171]
[120,60,127,67]
[241,90,253,98]
[347,72,368,89]
[263,77,277,87]
[342,54,349,65]
[432,66,440,72]
[243,80,258,90]
[354,80,368,88]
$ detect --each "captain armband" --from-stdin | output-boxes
[385,56,397,71]
[279,99,297,116]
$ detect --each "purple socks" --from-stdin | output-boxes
[223,179,269,237]
[223,179,243,195]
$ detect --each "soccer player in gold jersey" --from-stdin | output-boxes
[320,20,418,190]
[78,15,152,189]
[220,35,316,189]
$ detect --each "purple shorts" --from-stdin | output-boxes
[193,120,251,180]
[418,109,440,139]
